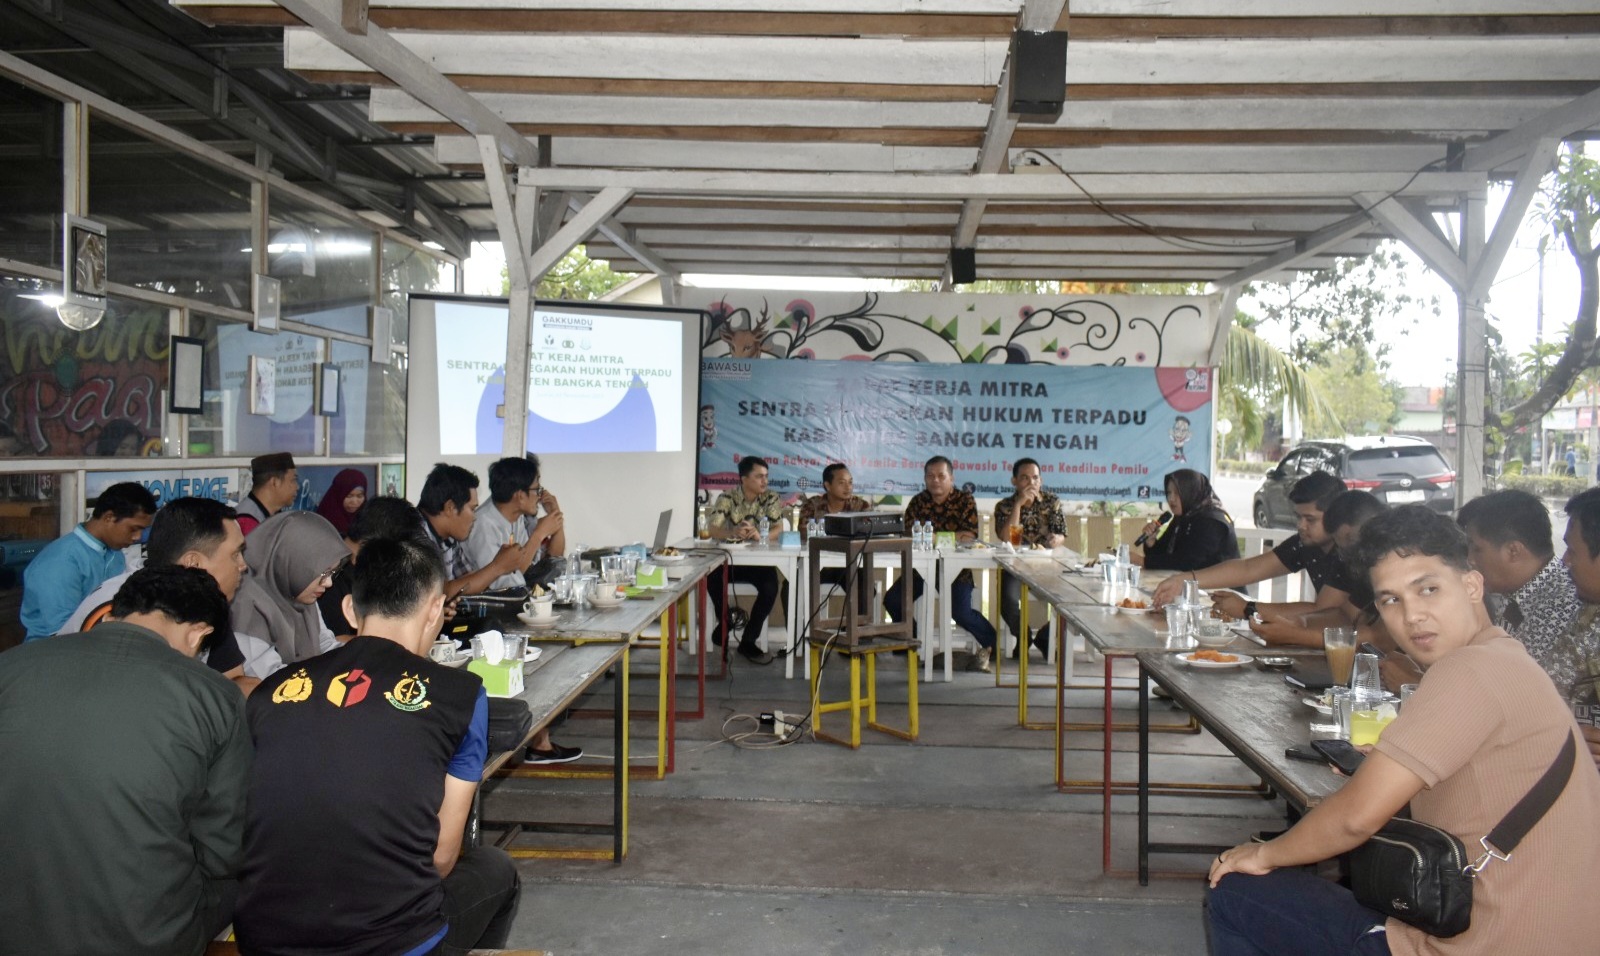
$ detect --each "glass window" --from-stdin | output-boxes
[1346,446,1451,479]
[0,276,171,459]
[188,314,325,456]
[268,188,375,335]
[382,238,457,347]
[0,471,63,650]
[328,338,406,456]
[88,116,253,311]
[0,79,63,272]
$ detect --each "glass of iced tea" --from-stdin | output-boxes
[1008,524,1023,547]
[1323,626,1357,685]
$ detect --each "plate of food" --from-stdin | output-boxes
[651,547,687,563]
[522,645,544,664]
[1303,692,1333,715]
[1113,597,1152,613]
[1175,649,1251,669]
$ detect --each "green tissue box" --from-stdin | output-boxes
[935,531,957,551]
[636,564,667,587]
[467,658,524,698]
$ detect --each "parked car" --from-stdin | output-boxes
[1253,436,1456,529]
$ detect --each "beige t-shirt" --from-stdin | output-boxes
[1375,627,1600,956]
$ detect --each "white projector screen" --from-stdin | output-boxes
[407,295,705,550]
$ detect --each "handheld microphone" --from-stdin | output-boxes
[1134,511,1171,548]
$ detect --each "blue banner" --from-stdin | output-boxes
[697,359,1213,501]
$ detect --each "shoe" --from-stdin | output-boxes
[970,647,992,673]
[710,629,724,648]
[737,645,775,665]
[1033,628,1051,656]
[525,742,584,764]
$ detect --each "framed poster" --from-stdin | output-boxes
[252,274,281,332]
[248,354,276,416]
[318,363,341,417]
[168,335,205,414]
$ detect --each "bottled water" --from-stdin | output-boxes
[758,516,770,544]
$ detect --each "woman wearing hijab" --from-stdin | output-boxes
[234,510,349,664]
[1136,468,1240,572]
[314,468,368,538]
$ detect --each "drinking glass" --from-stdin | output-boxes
[1350,652,1383,697]
[1124,565,1143,591]
[1322,626,1358,686]
[1165,604,1191,638]
[1349,695,1400,746]
[1182,577,1202,606]
[1330,686,1354,741]
[1399,683,1419,705]
[1008,524,1023,547]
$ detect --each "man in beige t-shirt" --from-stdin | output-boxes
[1206,505,1600,956]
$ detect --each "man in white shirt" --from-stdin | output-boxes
[463,456,564,592]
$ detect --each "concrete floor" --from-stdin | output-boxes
[482,645,1289,955]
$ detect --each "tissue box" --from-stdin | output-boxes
[468,659,525,698]
[935,531,956,551]
[635,563,667,587]
[779,530,801,549]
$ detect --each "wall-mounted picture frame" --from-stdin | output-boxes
[248,354,276,416]
[252,274,281,332]
[318,363,341,417]
[63,215,108,311]
[168,335,206,414]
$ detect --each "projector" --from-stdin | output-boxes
[822,511,906,539]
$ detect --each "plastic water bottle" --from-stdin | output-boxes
[918,520,932,551]
[758,516,770,545]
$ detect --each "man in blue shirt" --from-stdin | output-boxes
[21,481,157,639]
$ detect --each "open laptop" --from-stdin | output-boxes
[651,509,673,551]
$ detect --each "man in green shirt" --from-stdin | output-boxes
[0,565,250,956]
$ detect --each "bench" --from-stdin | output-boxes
[206,944,547,955]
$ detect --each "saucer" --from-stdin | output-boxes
[516,612,559,627]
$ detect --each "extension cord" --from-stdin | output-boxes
[772,709,797,736]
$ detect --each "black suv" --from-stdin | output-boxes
[1253,437,1456,529]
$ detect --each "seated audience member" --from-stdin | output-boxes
[707,455,784,665]
[886,456,998,672]
[1457,488,1582,672]
[995,458,1066,658]
[1135,468,1240,571]
[417,462,538,598]
[314,467,367,538]
[318,496,430,640]
[1153,472,1349,626]
[233,510,348,664]
[22,480,157,639]
[1206,505,1600,956]
[464,455,565,592]
[1558,488,1600,767]
[62,496,259,693]
[0,566,249,956]
[234,453,298,535]
[237,538,520,956]
[799,463,872,612]
[1244,490,1387,649]
[416,464,578,763]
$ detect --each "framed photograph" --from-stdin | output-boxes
[252,274,281,332]
[318,363,341,417]
[168,335,205,414]
[248,355,276,416]
[63,215,108,311]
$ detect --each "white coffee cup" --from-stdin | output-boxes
[522,596,555,620]
[429,641,456,662]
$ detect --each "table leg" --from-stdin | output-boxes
[658,606,673,778]
[1102,654,1113,873]
[616,643,630,862]
[1138,656,1149,885]
[1017,582,1030,727]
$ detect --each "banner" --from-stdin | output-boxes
[697,359,1212,502]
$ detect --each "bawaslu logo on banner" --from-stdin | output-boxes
[699,360,1213,502]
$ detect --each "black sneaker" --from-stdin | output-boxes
[525,742,584,765]
[737,645,775,665]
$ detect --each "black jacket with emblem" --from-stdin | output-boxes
[236,636,483,956]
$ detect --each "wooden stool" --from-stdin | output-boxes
[807,637,920,749]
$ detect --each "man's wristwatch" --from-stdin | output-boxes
[1243,600,1258,619]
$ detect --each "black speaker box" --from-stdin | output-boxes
[951,247,977,285]
[1009,30,1068,120]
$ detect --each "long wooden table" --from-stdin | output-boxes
[1136,649,1343,884]
[478,642,630,861]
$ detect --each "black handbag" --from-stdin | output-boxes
[486,697,533,753]
[1350,732,1577,938]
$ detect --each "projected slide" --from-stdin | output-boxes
[435,300,685,455]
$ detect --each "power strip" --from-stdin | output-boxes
[759,710,798,736]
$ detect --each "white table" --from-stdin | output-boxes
[685,539,804,672]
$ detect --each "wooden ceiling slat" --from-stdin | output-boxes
[1071,15,1600,39]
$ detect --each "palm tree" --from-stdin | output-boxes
[1219,323,1340,455]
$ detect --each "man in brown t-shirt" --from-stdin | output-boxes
[1206,505,1600,956]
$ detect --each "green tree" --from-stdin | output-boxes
[499,245,636,300]
[1220,319,1340,453]
[1304,346,1400,435]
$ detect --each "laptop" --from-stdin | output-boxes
[652,509,673,551]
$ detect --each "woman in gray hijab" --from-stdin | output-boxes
[234,510,349,663]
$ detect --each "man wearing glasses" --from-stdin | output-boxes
[464,456,565,592]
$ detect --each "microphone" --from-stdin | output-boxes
[1134,512,1171,548]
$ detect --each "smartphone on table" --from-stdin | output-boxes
[1311,738,1367,776]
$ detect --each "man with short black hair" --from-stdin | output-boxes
[464,455,565,592]
[995,457,1067,658]
[1152,471,1352,648]
[22,480,157,639]
[798,463,873,616]
[235,453,298,535]
[1457,489,1581,673]
[417,462,536,597]
[0,565,250,956]
[318,495,431,640]
[1556,488,1600,768]
[61,496,260,693]
[1245,489,1388,648]
[238,537,521,956]
[707,456,785,664]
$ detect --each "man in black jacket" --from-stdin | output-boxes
[237,537,520,956]
[0,565,248,956]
